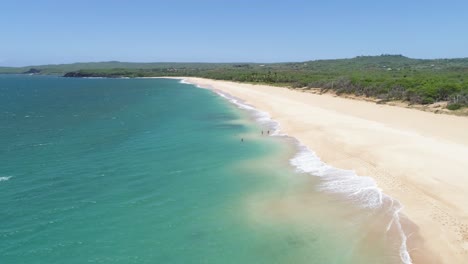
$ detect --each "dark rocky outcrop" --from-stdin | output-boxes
[23,68,41,74]
[63,71,88,77]
[63,71,125,78]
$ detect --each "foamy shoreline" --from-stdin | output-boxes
[167,77,468,264]
[200,82,411,264]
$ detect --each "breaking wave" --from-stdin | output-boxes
[0,176,12,182]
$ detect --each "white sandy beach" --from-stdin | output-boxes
[173,77,468,263]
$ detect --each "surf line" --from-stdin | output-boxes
[180,79,413,264]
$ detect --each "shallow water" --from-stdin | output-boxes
[0,75,407,263]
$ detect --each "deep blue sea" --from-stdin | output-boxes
[0,75,408,263]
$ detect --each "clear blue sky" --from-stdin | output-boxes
[1,0,468,66]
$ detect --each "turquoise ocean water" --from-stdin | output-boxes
[0,75,409,263]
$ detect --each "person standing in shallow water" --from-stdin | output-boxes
[241,138,243,142]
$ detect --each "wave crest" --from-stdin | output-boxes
[213,90,280,133]
[0,176,12,182]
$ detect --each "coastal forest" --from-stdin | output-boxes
[2,55,467,110]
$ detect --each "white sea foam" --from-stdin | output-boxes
[212,88,412,264]
[290,146,384,209]
[213,90,280,133]
[290,145,411,263]
[0,176,12,182]
[179,79,207,89]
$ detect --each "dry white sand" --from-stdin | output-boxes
[169,77,468,263]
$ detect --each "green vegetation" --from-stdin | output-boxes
[2,55,468,110]
[447,103,462,110]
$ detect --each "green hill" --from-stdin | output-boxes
[2,55,468,109]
